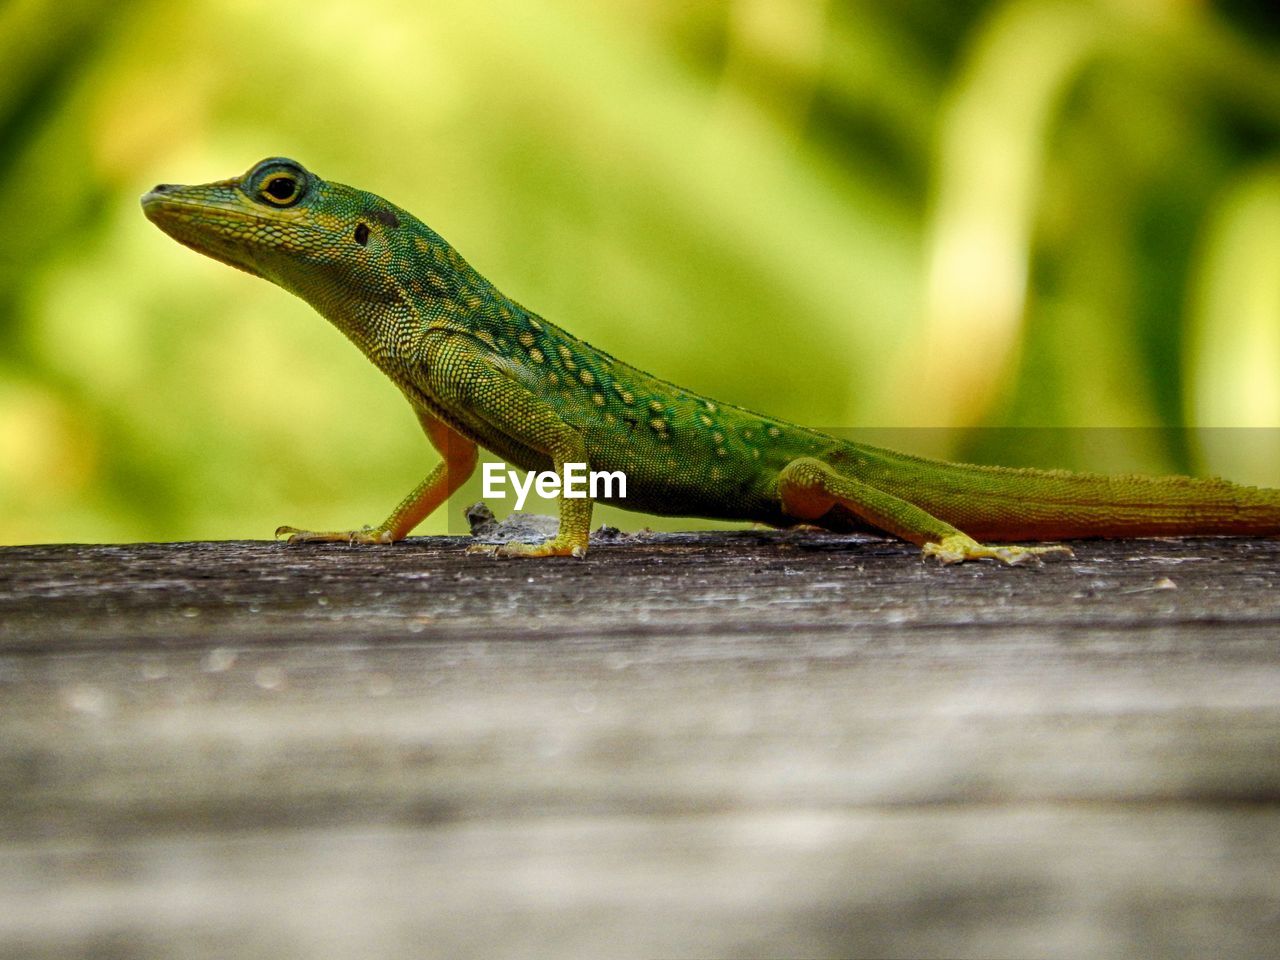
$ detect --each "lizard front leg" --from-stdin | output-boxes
[464,405,592,558]
[277,409,477,544]
[475,468,592,559]
[777,456,1071,565]
[430,347,593,559]
[471,410,592,558]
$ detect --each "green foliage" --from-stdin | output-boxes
[1,0,1277,543]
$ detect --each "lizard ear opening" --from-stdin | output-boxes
[354,223,370,246]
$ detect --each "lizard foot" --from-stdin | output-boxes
[275,524,395,545]
[467,537,587,559]
[922,534,1073,566]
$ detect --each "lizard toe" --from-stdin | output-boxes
[275,524,393,545]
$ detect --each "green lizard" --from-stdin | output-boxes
[141,158,1280,563]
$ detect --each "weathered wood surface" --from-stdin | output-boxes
[2,530,1280,959]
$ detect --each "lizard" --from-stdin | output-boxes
[140,157,1280,563]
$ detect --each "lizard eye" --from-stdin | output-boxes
[260,175,301,206]
[243,158,312,208]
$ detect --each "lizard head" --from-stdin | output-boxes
[141,157,423,319]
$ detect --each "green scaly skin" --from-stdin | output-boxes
[141,158,1280,563]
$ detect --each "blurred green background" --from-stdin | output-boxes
[1,0,1277,545]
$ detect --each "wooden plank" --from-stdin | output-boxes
[2,531,1279,959]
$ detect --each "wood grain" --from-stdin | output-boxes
[2,531,1279,959]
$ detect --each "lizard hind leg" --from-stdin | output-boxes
[775,456,1071,565]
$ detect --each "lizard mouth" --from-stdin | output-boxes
[141,191,267,279]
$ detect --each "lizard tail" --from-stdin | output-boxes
[859,450,1280,542]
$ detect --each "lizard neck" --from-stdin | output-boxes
[286,224,499,382]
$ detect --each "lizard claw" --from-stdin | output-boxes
[275,524,394,545]
[469,537,587,559]
[922,534,1073,566]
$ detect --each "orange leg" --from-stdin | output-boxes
[277,409,477,544]
[777,456,1071,565]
